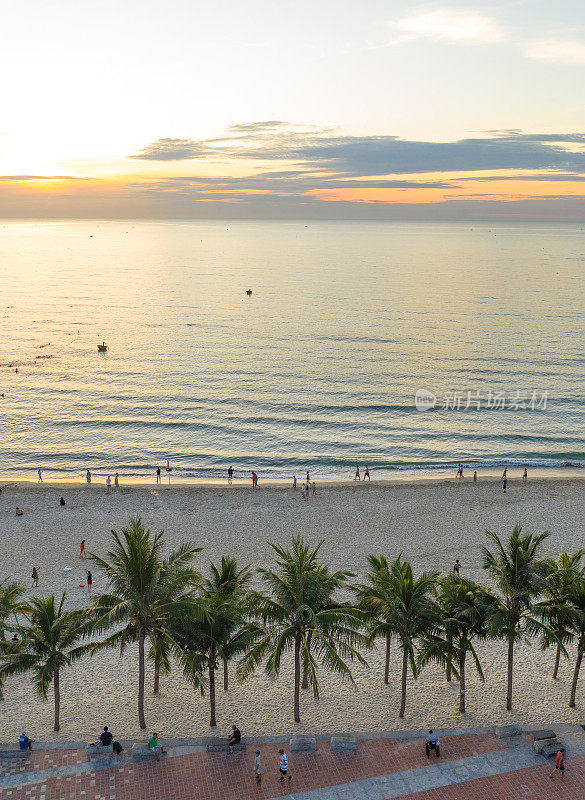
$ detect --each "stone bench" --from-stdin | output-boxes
[331,736,357,751]
[495,724,522,739]
[290,735,316,752]
[0,747,28,759]
[205,739,246,753]
[532,729,556,741]
[86,743,113,760]
[533,737,565,758]
[131,743,165,762]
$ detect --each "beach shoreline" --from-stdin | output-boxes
[1,477,585,741]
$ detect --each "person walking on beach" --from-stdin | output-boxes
[453,559,461,576]
[86,469,91,484]
[292,475,297,490]
[523,467,528,482]
[253,749,262,784]
[37,468,43,483]
[354,464,360,481]
[364,464,370,481]
[251,471,258,488]
[114,472,119,489]
[228,466,233,484]
[156,466,161,483]
[278,749,292,782]
[79,540,86,558]
[85,569,92,591]
[32,567,39,587]
[550,748,564,780]
[312,481,316,495]
[106,475,111,492]
[473,470,477,485]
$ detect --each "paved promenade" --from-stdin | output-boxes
[1,727,585,800]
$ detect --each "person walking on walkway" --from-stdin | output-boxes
[253,749,262,784]
[550,749,564,780]
[278,749,292,782]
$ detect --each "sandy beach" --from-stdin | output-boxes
[1,475,585,741]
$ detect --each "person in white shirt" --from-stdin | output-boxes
[278,748,292,782]
[253,749,262,784]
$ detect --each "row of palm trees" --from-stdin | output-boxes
[1,520,585,733]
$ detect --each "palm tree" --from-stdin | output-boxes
[89,517,202,729]
[482,525,551,710]
[204,557,251,692]
[239,536,367,723]
[419,575,497,712]
[172,559,256,727]
[542,551,584,679]
[355,554,438,717]
[0,578,25,700]
[0,594,88,730]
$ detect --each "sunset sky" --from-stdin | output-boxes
[2,0,585,219]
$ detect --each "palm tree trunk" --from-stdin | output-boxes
[223,659,228,692]
[459,651,466,713]
[553,643,561,679]
[569,642,584,708]
[506,634,514,711]
[209,662,217,726]
[399,647,408,718]
[138,628,146,729]
[0,680,4,701]
[384,633,391,684]
[302,630,313,690]
[153,661,160,694]
[294,634,301,723]
[54,665,61,731]
[446,635,452,682]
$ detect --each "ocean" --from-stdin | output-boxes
[1,219,584,481]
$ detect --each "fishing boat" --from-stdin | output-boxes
[97,342,108,352]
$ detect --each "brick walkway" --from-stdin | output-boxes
[0,731,582,800]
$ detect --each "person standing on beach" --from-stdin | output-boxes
[80,540,86,558]
[306,471,310,483]
[156,466,161,484]
[312,481,316,495]
[228,466,233,484]
[251,472,258,488]
[85,569,92,592]
[453,559,461,576]
[37,468,42,483]
[473,471,477,485]
[86,469,91,484]
[292,475,297,490]
[523,467,528,482]
[32,567,39,587]
[354,464,360,481]
[114,472,119,489]
[106,475,111,492]
[364,465,370,481]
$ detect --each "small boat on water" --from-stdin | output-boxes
[97,342,108,352]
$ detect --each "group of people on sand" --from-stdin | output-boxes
[455,464,528,491]
[292,471,316,498]
[354,464,371,481]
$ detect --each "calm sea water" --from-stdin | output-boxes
[1,219,584,480]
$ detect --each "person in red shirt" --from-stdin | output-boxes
[550,749,564,780]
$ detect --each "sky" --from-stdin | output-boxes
[1,0,585,220]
